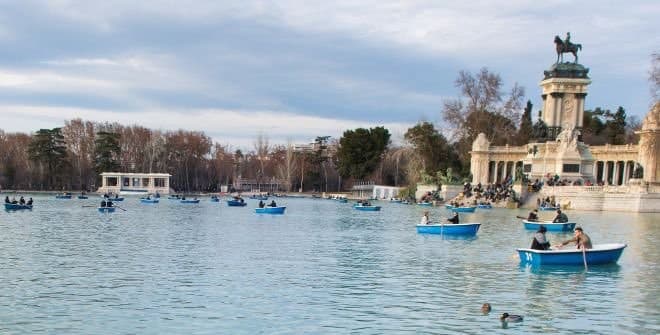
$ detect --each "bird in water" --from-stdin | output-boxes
[500,313,524,322]
[481,303,491,314]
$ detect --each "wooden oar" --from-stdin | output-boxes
[579,237,588,271]
[113,205,127,211]
[82,205,96,208]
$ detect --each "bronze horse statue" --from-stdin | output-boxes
[554,35,582,63]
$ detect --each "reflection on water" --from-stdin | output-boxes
[520,263,622,275]
[0,195,658,334]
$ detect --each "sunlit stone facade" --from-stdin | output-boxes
[469,58,660,212]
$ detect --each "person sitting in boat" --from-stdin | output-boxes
[5,196,10,203]
[100,200,107,207]
[527,209,539,222]
[27,197,33,205]
[420,211,430,225]
[258,200,265,208]
[269,200,277,207]
[107,200,113,208]
[11,197,18,204]
[554,227,592,250]
[145,195,151,200]
[155,192,160,198]
[530,225,550,250]
[447,212,460,224]
[181,195,186,200]
[552,209,568,223]
[19,196,25,205]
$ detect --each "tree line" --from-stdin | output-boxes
[0,68,643,192]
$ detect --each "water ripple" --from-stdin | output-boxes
[0,196,658,334]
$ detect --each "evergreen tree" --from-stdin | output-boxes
[94,131,121,174]
[605,106,627,145]
[404,122,454,176]
[27,128,68,189]
[336,127,390,180]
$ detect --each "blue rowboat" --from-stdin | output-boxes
[98,206,116,213]
[522,220,576,231]
[209,197,220,202]
[539,206,559,211]
[451,206,476,213]
[140,198,159,204]
[417,202,433,207]
[477,204,492,209]
[180,199,200,204]
[111,197,125,202]
[389,199,402,203]
[445,204,455,209]
[227,200,247,207]
[416,223,481,235]
[255,206,286,214]
[55,194,72,199]
[517,243,626,266]
[337,198,348,203]
[353,205,381,211]
[249,195,269,200]
[4,203,33,210]
[78,195,89,199]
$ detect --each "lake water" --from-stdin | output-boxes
[1,195,658,334]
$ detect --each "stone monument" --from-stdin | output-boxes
[468,33,660,211]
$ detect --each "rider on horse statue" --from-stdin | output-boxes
[555,32,582,64]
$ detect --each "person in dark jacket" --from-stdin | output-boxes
[530,225,550,250]
[447,212,459,224]
[527,209,539,222]
[552,209,568,223]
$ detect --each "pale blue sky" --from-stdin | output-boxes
[0,1,658,148]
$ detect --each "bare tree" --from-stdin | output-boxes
[274,140,296,192]
[253,132,270,191]
[442,68,525,174]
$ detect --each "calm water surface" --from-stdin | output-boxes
[1,195,658,334]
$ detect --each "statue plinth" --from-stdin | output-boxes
[544,62,590,80]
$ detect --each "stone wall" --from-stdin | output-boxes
[534,184,660,212]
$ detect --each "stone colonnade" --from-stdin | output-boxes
[485,160,525,184]
[592,160,637,185]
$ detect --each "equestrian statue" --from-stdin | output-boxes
[554,32,582,64]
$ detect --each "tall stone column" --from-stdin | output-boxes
[636,103,660,183]
[575,93,587,129]
[593,162,599,183]
[470,133,491,185]
[612,162,619,185]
